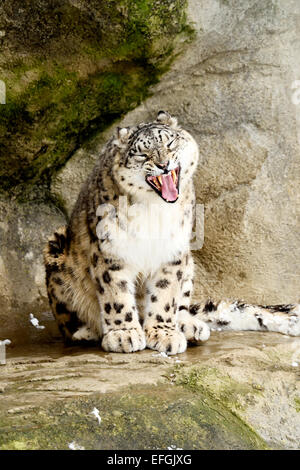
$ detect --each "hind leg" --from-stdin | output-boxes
[44,227,101,344]
[46,271,84,343]
[72,325,99,342]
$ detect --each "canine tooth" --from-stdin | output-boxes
[153,177,160,188]
[171,170,176,183]
[157,175,162,185]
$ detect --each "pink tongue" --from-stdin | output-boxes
[161,173,178,202]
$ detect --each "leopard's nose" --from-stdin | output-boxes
[156,161,169,173]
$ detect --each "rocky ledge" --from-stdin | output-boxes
[0,331,299,450]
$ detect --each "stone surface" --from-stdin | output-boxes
[0,332,299,449]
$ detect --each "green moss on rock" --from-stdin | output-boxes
[174,365,263,412]
[0,0,192,192]
[0,384,267,450]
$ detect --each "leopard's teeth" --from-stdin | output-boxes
[153,177,160,189]
[171,170,176,183]
[157,175,162,185]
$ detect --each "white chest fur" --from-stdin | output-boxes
[98,198,191,276]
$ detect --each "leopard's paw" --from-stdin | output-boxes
[101,327,146,353]
[72,325,99,342]
[178,316,210,343]
[145,326,187,355]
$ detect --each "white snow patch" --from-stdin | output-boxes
[152,351,169,359]
[68,441,85,450]
[173,357,182,363]
[29,313,45,329]
[292,362,299,367]
[0,339,11,346]
[25,251,34,261]
[167,445,183,450]
[91,407,101,425]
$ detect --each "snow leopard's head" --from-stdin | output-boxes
[113,111,198,203]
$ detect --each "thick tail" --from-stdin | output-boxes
[189,300,300,336]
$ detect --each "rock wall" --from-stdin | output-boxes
[1,0,300,339]
[0,0,190,191]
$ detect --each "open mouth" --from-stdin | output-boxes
[146,166,180,203]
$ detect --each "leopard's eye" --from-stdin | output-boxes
[135,154,147,161]
[167,138,178,149]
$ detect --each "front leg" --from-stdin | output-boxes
[91,257,146,353]
[176,253,210,343]
[143,253,210,354]
[143,258,188,355]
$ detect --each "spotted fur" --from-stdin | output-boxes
[190,300,300,336]
[44,111,300,354]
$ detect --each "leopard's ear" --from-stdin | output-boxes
[117,127,130,143]
[156,110,178,128]
[114,126,134,148]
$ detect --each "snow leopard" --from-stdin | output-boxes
[44,111,300,354]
